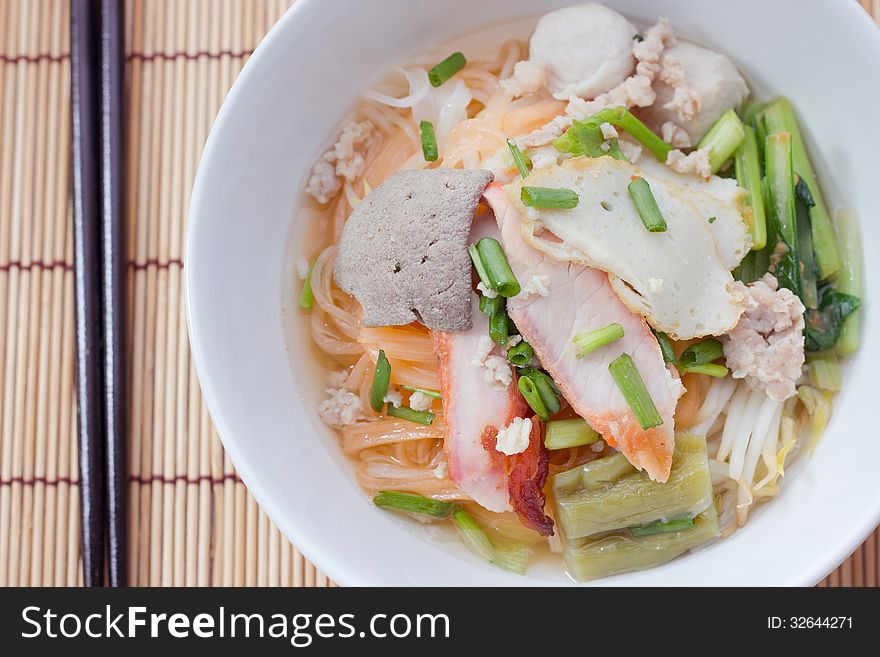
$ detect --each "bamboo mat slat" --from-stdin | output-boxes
[0,0,876,587]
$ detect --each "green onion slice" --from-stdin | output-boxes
[573,323,624,358]
[521,186,579,209]
[507,139,531,178]
[518,375,549,421]
[298,257,317,310]
[419,120,438,161]
[373,491,455,518]
[489,304,509,347]
[627,177,667,232]
[428,51,466,87]
[518,369,560,420]
[679,363,729,378]
[469,243,492,289]
[651,329,677,364]
[474,237,521,297]
[678,339,723,368]
[479,294,504,317]
[608,353,663,430]
[386,404,435,426]
[400,385,443,400]
[544,418,599,450]
[630,515,695,537]
[507,340,534,367]
[369,350,391,412]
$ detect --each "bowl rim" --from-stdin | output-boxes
[186,0,880,586]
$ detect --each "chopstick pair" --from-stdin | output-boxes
[70,0,127,587]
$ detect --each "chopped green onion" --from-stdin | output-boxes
[735,125,767,250]
[419,120,438,161]
[630,515,695,537]
[678,339,723,369]
[588,106,672,162]
[679,363,729,378]
[369,350,391,412]
[835,209,861,355]
[544,418,599,450]
[468,243,491,289]
[489,304,509,346]
[808,351,842,392]
[478,293,503,318]
[400,385,442,400]
[608,353,663,430]
[697,108,745,174]
[373,491,455,518]
[507,139,531,178]
[627,177,667,232]
[519,368,561,419]
[518,375,549,421]
[386,404,435,426]
[758,98,841,278]
[507,340,533,367]
[521,186,579,209]
[708,216,717,224]
[573,323,624,358]
[474,237,521,297]
[451,508,532,574]
[428,51,467,87]
[651,329,677,364]
[297,257,317,310]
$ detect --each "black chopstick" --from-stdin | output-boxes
[99,0,127,588]
[70,0,106,587]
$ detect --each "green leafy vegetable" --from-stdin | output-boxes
[804,286,861,352]
[794,177,819,309]
[553,117,627,161]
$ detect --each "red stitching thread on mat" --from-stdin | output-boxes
[127,49,254,62]
[0,259,184,272]
[129,473,241,485]
[129,257,184,270]
[0,49,254,64]
[0,473,241,487]
[0,475,78,486]
[0,52,69,64]
[0,260,72,273]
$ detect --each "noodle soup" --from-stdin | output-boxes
[290,3,862,580]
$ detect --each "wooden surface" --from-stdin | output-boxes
[0,0,876,587]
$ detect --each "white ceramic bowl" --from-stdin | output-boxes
[186,0,880,586]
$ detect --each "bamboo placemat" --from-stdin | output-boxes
[0,0,876,588]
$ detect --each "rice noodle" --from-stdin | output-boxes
[363,67,430,108]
